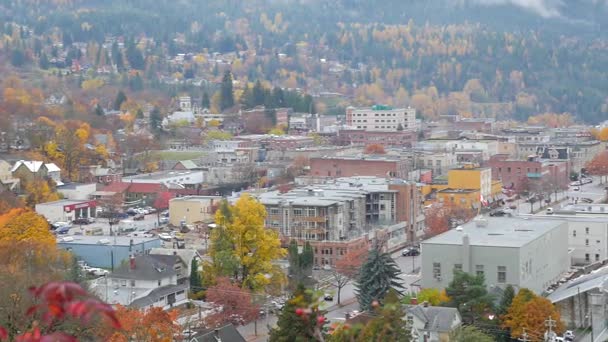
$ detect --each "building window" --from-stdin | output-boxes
[120,280,127,287]
[158,280,162,286]
[586,227,590,234]
[596,254,600,262]
[433,262,441,279]
[573,230,576,237]
[454,264,462,272]
[130,280,135,287]
[586,239,589,246]
[507,167,511,173]
[476,265,484,277]
[498,266,506,283]
[586,254,590,262]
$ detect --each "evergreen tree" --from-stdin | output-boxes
[271,87,285,108]
[240,85,254,109]
[94,104,105,116]
[150,106,162,134]
[445,270,495,324]
[497,284,515,315]
[252,80,265,106]
[201,91,210,109]
[10,48,26,67]
[219,70,235,111]
[111,41,124,71]
[136,108,144,119]
[113,90,127,110]
[125,39,145,70]
[269,284,327,342]
[287,240,314,288]
[355,248,404,311]
[190,258,202,290]
[39,52,49,69]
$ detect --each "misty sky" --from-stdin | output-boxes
[466,0,607,18]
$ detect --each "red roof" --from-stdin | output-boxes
[102,182,131,193]
[127,183,167,194]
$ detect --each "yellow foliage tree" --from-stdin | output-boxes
[0,208,55,246]
[415,288,450,306]
[208,195,286,292]
[598,127,608,142]
[208,119,221,128]
[501,288,565,339]
[23,179,60,207]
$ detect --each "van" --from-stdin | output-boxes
[118,220,137,232]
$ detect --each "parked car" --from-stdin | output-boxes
[573,187,580,191]
[133,213,145,221]
[88,268,109,277]
[73,217,94,225]
[158,233,173,241]
[55,225,71,235]
[323,293,334,301]
[159,217,169,224]
[489,210,507,217]
[126,208,138,216]
[546,207,554,214]
[563,330,575,341]
[581,198,594,203]
[402,247,420,257]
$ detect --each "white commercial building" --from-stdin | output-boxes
[35,199,97,223]
[421,217,569,294]
[346,105,417,132]
[122,170,204,188]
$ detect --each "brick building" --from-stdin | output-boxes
[488,154,570,193]
[336,129,417,147]
[310,156,410,179]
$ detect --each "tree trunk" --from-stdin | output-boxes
[337,286,341,305]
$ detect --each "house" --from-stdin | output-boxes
[57,183,97,200]
[79,165,122,185]
[0,159,19,191]
[95,254,188,308]
[149,248,202,280]
[186,324,246,342]
[173,160,203,171]
[11,160,63,186]
[405,303,462,342]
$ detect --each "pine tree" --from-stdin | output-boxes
[355,248,404,311]
[114,90,127,110]
[269,284,327,342]
[445,270,494,324]
[190,258,202,290]
[497,284,515,315]
[94,104,105,116]
[111,41,124,71]
[220,70,234,111]
[201,91,210,109]
[252,80,265,106]
[150,106,162,134]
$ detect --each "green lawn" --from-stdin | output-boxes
[147,150,206,161]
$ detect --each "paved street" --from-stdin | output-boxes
[237,249,421,341]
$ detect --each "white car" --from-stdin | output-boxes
[88,268,109,276]
[158,233,173,241]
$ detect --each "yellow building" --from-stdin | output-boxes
[168,196,222,226]
[447,164,492,199]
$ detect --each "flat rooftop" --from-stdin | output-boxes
[559,204,608,214]
[56,235,159,246]
[422,217,565,248]
[170,196,222,202]
[36,199,92,206]
[122,170,199,181]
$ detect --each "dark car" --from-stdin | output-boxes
[402,248,420,257]
[72,217,94,225]
[133,213,145,221]
[323,293,334,301]
[489,210,507,217]
[126,208,138,216]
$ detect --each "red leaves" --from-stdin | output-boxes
[0,281,121,341]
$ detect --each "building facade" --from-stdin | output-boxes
[336,129,417,148]
[346,105,417,131]
[168,196,222,226]
[310,156,409,179]
[421,217,569,294]
[489,154,570,193]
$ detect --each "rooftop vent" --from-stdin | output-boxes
[455,226,463,231]
[474,217,488,228]
[98,239,110,245]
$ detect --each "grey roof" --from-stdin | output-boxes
[547,266,608,303]
[422,217,565,248]
[129,283,189,309]
[175,160,200,169]
[189,324,246,342]
[110,255,176,281]
[405,305,460,332]
[57,235,160,247]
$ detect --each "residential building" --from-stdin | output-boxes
[35,199,97,223]
[79,165,121,185]
[0,159,19,191]
[447,164,492,200]
[310,155,409,179]
[168,196,222,226]
[489,154,570,193]
[93,254,188,308]
[258,176,424,265]
[416,139,499,163]
[188,324,246,342]
[416,152,457,177]
[346,105,417,131]
[57,236,162,268]
[11,160,63,186]
[405,303,462,342]
[336,129,417,148]
[421,217,569,294]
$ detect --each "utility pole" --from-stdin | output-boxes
[545,316,557,341]
[518,329,530,342]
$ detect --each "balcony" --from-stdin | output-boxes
[293,216,327,223]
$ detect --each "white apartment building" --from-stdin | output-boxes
[346,105,417,132]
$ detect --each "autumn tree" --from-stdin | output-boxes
[412,288,450,306]
[269,284,327,342]
[23,178,60,207]
[331,246,368,305]
[424,203,450,238]
[106,306,179,342]
[204,277,259,327]
[501,288,565,340]
[0,190,23,215]
[586,151,608,184]
[0,209,55,245]
[364,144,386,155]
[206,196,286,292]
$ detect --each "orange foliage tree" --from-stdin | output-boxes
[106,306,179,342]
[364,144,386,155]
[424,203,475,238]
[501,288,565,340]
[586,151,608,184]
[204,277,259,328]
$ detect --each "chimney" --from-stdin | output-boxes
[129,255,136,270]
[462,233,470,273]
[410,297,418,305]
